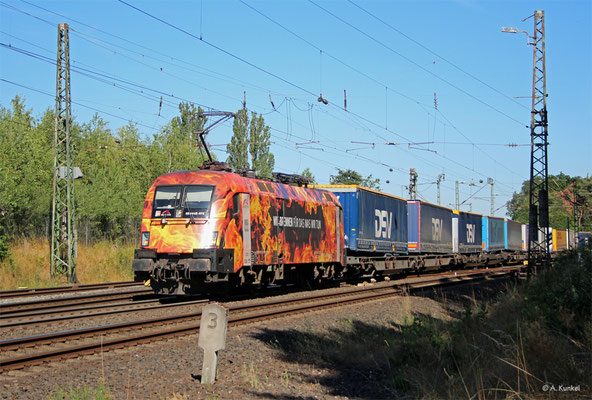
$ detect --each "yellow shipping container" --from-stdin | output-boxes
[553,229,568,252]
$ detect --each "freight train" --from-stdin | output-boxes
[132,166,578,294]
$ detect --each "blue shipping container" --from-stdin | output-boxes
[317,185,408,254]
[453,211,482,253]
[482,216,504,251]
[408,200,453,253]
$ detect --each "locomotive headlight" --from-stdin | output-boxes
[210,231,219,247]
[141,232,150,247]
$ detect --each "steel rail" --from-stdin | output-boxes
[0,298,210,329]
[0,289,154,314]
[0,267,520,372]
[0,281,327,326]
[1,298,162,321]
[0,281,142,299]
[1,267,512,348]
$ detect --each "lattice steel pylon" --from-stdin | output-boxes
[51,23,77,283]
[527,10,550,274]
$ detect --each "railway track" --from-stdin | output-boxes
[0,266,516,327]
[0,297,208,328]
[0,288,155,315]
[0,266,521,373]
[0,281,143,299]
[0,282,330,327]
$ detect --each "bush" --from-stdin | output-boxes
[390,246,592,398]
[258,246,592,399]
[0,212,9,261]
[0,234,9,261]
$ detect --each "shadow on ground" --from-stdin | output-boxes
[247,280,522,399]
[250,317,432,399]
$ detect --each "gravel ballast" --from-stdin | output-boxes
[0,279,507,399]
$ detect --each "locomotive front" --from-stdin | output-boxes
[132,170,240,294]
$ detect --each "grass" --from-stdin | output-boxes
[242,362,261,389]
[0,237,135,290]
[49,379,111,400]
[259,245,592,399]
[280,368,291,387]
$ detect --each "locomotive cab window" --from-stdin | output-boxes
[152,185,214,218]
[183,186,214,218]
[153,186,182,218]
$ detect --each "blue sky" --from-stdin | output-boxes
[1,0,590,217]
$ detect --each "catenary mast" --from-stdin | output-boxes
[51,23,77,283]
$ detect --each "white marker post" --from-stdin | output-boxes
[198,303,228,384]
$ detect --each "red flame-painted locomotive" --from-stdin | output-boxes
[132,164,344,294]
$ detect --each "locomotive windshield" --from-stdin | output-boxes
[152,185,214,218]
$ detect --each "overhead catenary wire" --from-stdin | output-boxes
[347,0,530,111]
[0,42,214,110]
[460,183,488,206]
[234,1,525,189]
[238,0,437,114]
[117,0,317,98]
[0,39,440,186]
[17,0,278,94]
[70,31,244,105]
[1,39,509,195]
[1,75,421,191]
[0,5,290,119]
[3,3,528,209]
[1,78,160,131]
[308,0,529,128]
[33,0,519,193]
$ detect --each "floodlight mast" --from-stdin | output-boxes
[526,10,551,274]
[502,11,550,275]
[501,27,532,44]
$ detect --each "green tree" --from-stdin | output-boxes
[156,102,208,172]
[0,97,54,236]
[249,113,274,178]
[226,109,249,171]
[226,109,275,177]
[0,210,9,261]
[301,168,316,184]
[0,97,236,242]
[330,168,381,190]
[506,173,592,231]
